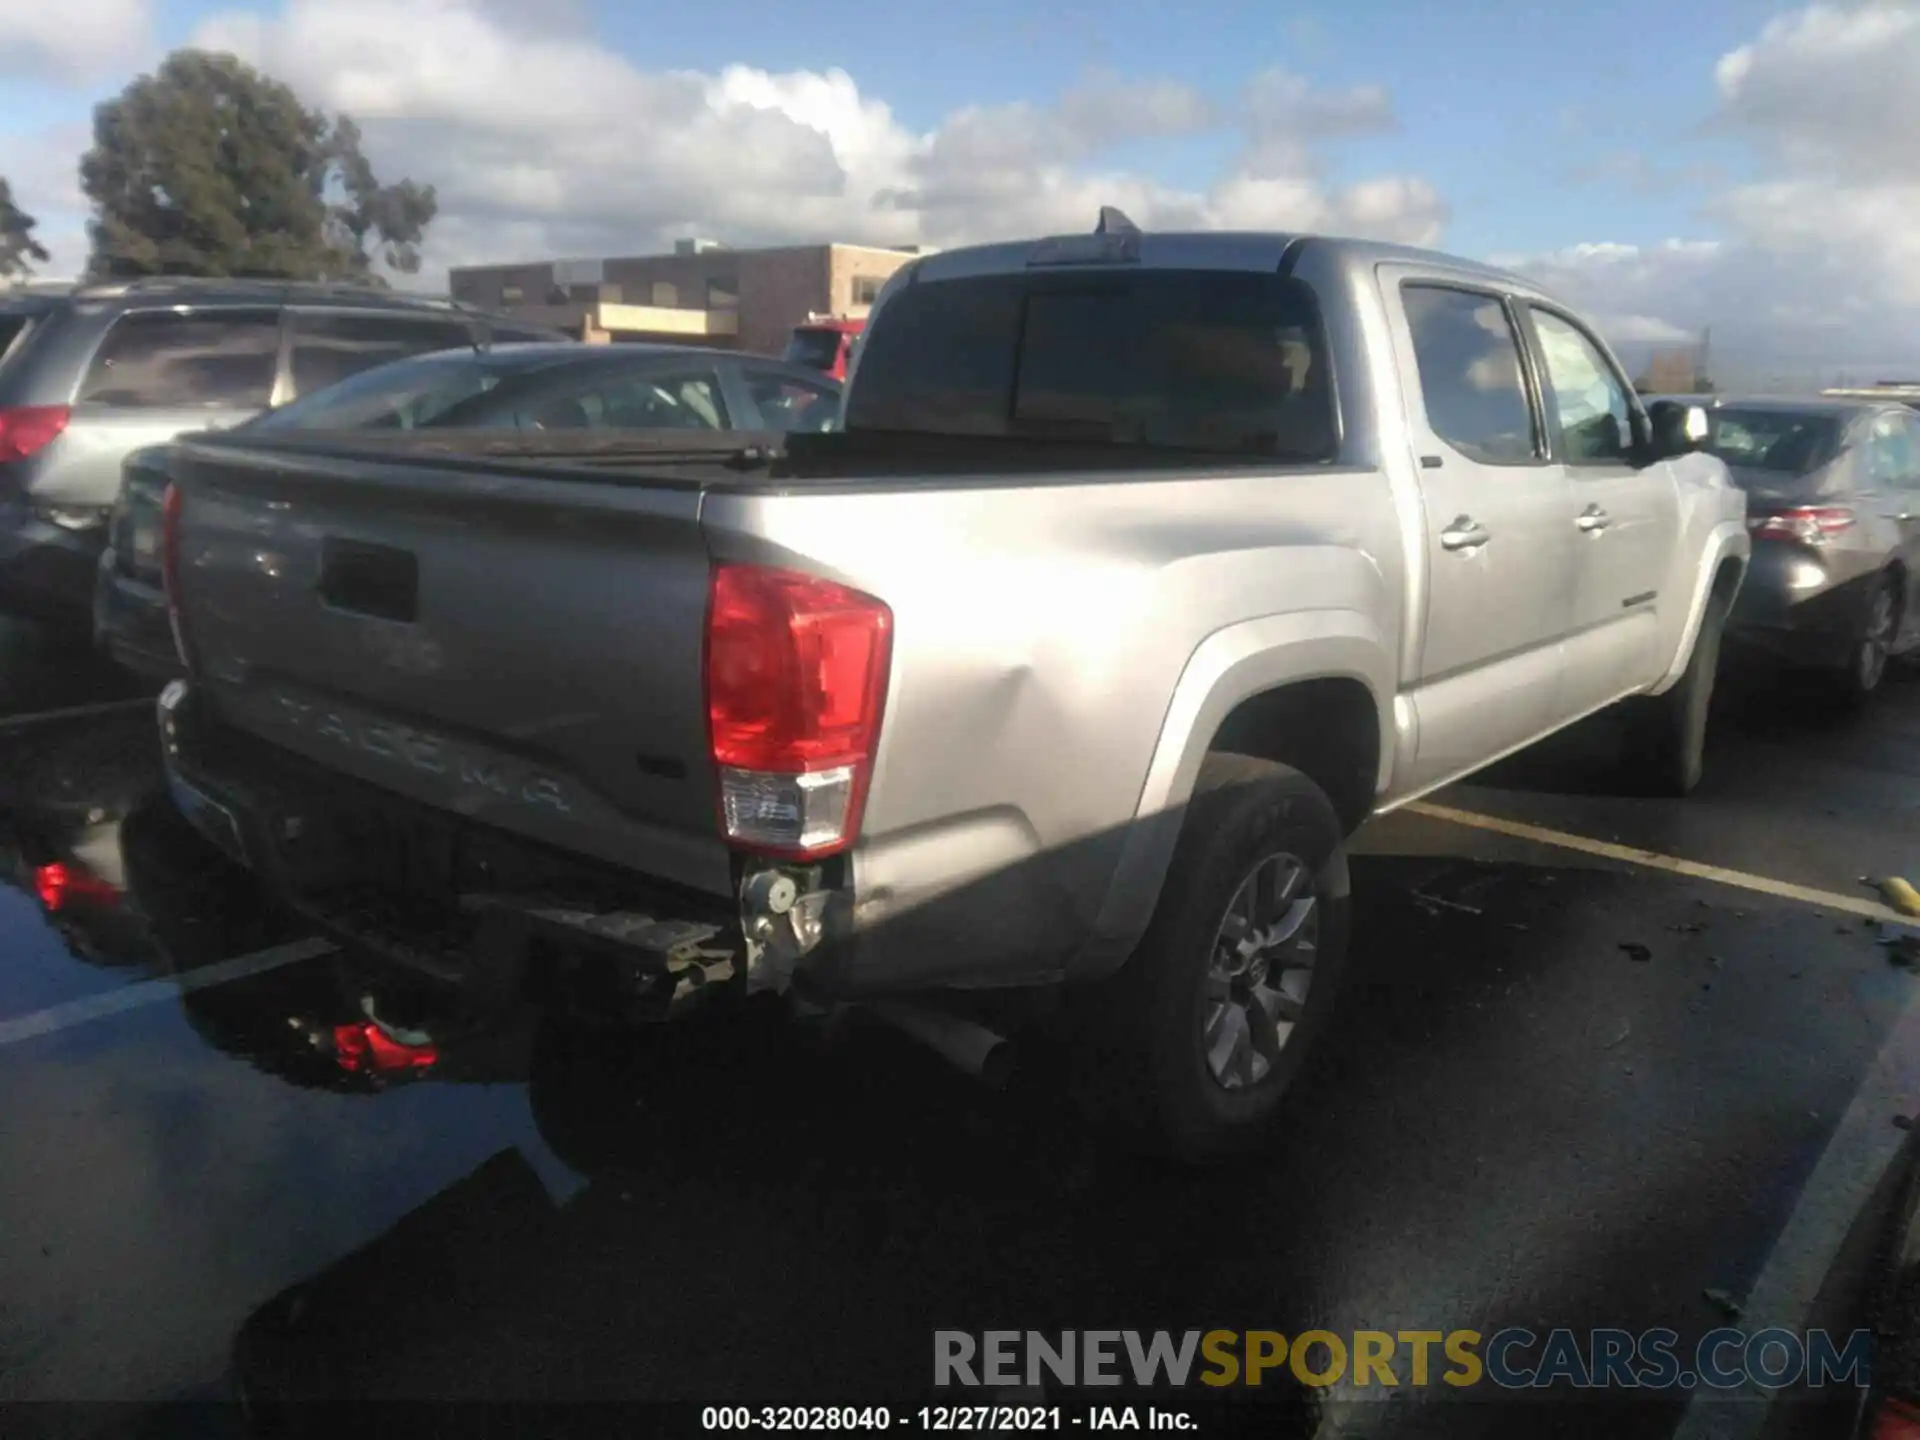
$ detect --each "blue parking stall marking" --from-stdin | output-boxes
[0,936,338,1050]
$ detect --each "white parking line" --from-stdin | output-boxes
[0,696,154,732]
[1669,984,1920,1437]
[0,936,337,1051]
[1404,800,1907,924]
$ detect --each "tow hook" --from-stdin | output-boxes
[738,863,832,995]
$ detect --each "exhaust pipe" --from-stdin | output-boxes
[868,1001,1014,1088]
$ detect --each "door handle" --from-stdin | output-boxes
[1576,505,1612,533]
[1440,516,1490,552]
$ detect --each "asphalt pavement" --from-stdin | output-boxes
[2,633,1918,1440]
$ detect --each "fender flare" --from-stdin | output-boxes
[1074,609,1394,979]
[1646,521,1750,696]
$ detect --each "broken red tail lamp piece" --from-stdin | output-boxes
[331,1021,440,1076]
[1870,1395,1920,1440]
[33,862,122,914]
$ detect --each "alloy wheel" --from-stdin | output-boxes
[1202,851,1318,1091]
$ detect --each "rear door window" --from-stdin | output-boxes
[530,371,729,431]
[249,352,502,433]
[844,269,1335,459]
[438,365,731,432]
[737,365,840,432]
[1870,412,1920,487]
[1400,285,1539,465]
[289,313,473,396]
[77,309,281,409]
[0,312,36,369]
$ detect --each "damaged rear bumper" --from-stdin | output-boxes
[156,681,811,1019]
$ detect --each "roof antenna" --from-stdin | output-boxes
[1095,206,1140,236]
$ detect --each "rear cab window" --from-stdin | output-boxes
[77,309,281,409]
[843,269,1336,461]
[1703,409,1843,477]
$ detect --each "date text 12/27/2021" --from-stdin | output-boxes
[700,1406,1200,1431]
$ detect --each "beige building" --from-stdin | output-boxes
[448,240,926,355]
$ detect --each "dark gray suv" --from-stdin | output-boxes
[0,277,563,627]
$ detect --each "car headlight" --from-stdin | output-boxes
[31,501,109,533]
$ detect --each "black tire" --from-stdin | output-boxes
[1624,592,1727,798]
[1828,572,1900,710]
[1075,753,1350,1165]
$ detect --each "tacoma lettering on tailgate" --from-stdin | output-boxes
[274,694,573,814]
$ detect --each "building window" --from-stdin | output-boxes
[501,284,524,303]
[652,281,678,307]
[851,275,884,306]
[707,276,739,309]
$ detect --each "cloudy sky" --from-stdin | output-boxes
[2,0,1918,384]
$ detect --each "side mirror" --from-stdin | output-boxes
[1648,400,1710,460]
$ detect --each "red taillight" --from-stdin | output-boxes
[1868,1395,1920,1439]
[33,861,121,913]
[1748,505,1856,543]
[0,405,69,464]
[332,1021,439,1075]
[705,562,893,858]
[159,482,194,672]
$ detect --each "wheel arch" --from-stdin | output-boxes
[1072,610,1392,981]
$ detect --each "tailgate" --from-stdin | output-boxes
[167,439,732,898]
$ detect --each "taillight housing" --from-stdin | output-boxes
[1748,505,1856,544]
[0,405,69,464]
[1868,1394,1920,1439]
[332,1021,439,1075]
[33,861,121,913]
[159,482,195,673]
[705,562,893,859]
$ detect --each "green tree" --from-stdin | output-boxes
[80,49,437,281]
[0,178,51,279]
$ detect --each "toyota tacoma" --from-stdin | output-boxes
[153,212,1748,1160]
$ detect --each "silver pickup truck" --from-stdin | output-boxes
[155,214,1748,1160]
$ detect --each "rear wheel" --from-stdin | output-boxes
[1077,754,1350,1164]
[1831,573,1900,708]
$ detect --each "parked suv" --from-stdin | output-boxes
[0,278,563,628]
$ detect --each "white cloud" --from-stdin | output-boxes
[0,0,152,83]
[173,0,1447,277]
[1,122,91,278]
[1509,1,1920,383]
